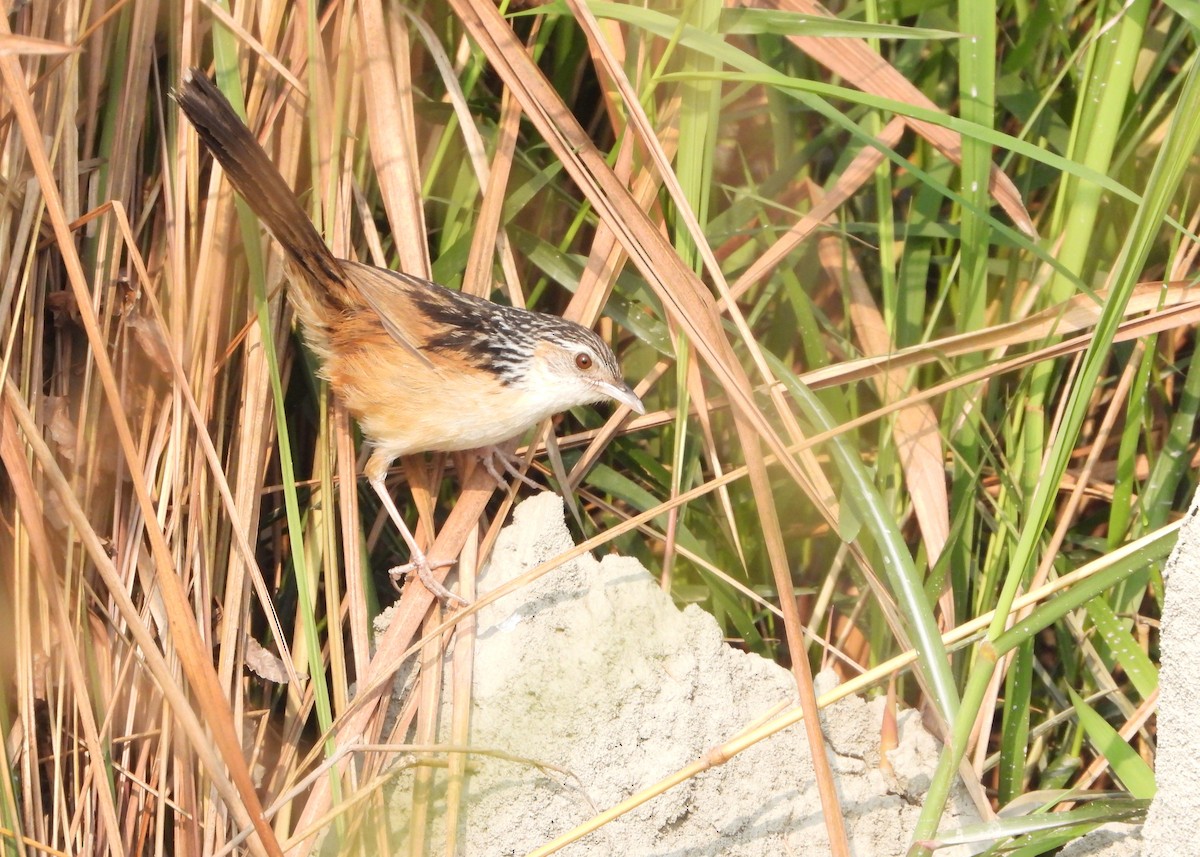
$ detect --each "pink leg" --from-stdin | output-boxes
[366,454,467,607]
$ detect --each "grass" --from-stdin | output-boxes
[1,0,1196,855]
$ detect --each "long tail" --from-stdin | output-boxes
[174,69,351,312]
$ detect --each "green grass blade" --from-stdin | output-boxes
[1068,687,1156,799]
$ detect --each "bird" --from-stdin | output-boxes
[174,69,644,606]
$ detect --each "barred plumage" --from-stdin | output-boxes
[412,289,620,385]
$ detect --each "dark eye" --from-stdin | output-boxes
[575,352,593,371]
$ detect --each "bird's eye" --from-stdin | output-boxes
[575,352,593,371]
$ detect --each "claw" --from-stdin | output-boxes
[481,446,542,492]
[390,556,469,607]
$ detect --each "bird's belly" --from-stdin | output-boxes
[333,357,546,457]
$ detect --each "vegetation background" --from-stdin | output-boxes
[0,0,1196,854]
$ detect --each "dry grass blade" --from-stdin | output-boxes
[0,32,77,56]
[177,64,305,748]
[444,533,480,855]
[0,45,283,857]
[464,85,521,299]
[562,87,675,327]
[795,301,1200,467]
[357,0,429,278]
[826,238,949,565]
[0,404,123,856]
[197,0,305,91]
[103,200,300,686]
[2,379,270,857]
[801,282,1200,390]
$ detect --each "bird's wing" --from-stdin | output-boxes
[345,262,443,371]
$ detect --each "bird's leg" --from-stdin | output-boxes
[480,445,542,492]
[366,453,467,607]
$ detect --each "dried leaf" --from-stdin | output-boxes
[245,637,290,684]
[44,395,76,462]
[125,305,173,376]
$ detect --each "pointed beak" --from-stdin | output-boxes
[600,380,645,415]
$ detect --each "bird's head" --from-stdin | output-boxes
[519,324,644,418]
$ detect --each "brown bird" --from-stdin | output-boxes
[175,70,643,605]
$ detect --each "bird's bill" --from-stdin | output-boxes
[600,380,646,415]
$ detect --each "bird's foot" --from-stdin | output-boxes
[480,446,541,492]
[390,556,469,607]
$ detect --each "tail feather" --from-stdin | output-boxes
[174,70,349,312]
